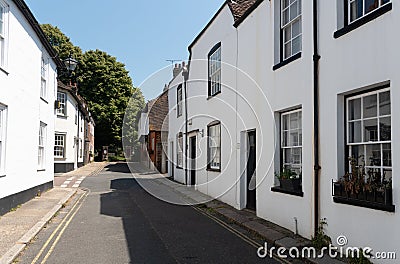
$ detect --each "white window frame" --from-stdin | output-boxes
[208,123,221,171]
[40,55,48,100]
[348,0,391,24]
[281,0,302,60]
[346,88,392,181]
[281,109,302,176]
[208,45,221,96]
[177,133,183,168]
[0,0,8,69]
[57,92,67,116]
[177,85,182,117]
[0,104,7,175]
[54,133,66,158]
[38,122,47,170]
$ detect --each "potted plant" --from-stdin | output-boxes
[276,168,301,191]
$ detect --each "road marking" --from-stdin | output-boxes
[40,191,88,264]
[31,190,88,264]
[192,206,289,264]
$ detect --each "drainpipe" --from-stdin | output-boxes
[182,66,189,185]
[313,0,321,237]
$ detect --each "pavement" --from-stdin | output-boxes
[0,162,107,264]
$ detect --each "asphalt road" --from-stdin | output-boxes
[17,163,280,264]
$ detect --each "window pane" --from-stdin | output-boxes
[284,148,291,164]
[350,0,363,22]
[290,112,298,129]
[379,117,391,141]
[383,169,392,182]
[366,144,381,166]
[282,115,289,130]
[289,2,298,20]
[379,91,390,116]
[282,131,289,147]
[383,144,391,167]
[292,19,301,37]
[349,121,362,143]
[292,35,302,55]
[363,94,377,118]
[284,42,291,59]
[282,0,290,9]
[292,147,301,164]
[282,9,289,25]
[348,98,361,120]
[381,0,390,4]
[349,145,363,166]
[364,118,378,142]
[365,0,378,14]
[284,27,291,43]
[290,130,299,146]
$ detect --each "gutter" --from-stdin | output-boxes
[313,0,321,237]
[182,67,189,185]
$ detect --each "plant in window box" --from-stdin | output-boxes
[276,168,301,191]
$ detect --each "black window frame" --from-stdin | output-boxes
[208,42,222,98]
[273,0,302,71]
[177,84,182,117]
[207,121,221,172]
[334,0,392,38]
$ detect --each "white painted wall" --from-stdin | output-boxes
[0,0,57,199]
[168,71,186,184]
[55,89,85,169]
[319,1,399,261]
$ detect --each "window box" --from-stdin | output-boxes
[279,178,301,191]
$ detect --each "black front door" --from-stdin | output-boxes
[190,136,196,186]
[246,131,256,211]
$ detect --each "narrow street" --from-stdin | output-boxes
[16,163,279,264]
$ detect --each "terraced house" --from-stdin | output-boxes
[168,0,398,260]
[0,0,63,214]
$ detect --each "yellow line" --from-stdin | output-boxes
[192,206,289,264]
[31,191,86,264]
[40,191,88,264]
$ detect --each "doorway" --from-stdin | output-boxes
[246,130,256,211]
[189,136,196,186]
[170,141,174,178]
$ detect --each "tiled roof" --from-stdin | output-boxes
[148,90,169,132]
[227,0,259,23]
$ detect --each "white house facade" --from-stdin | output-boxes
[55,82,87,173]
[0,0,63,214]
[168,0,399,260]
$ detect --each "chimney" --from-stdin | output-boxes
[173,63,182,78]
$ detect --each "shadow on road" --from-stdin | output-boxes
[104,163,132,173]
[99,163,270,263]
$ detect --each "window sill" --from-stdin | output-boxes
[271,186,304,197]
[272,52,302,71]
[176,166,183,170]
[207,168,221,172]
[334,3,392,39]
[57,115,68,119]
[37,169,46,172]
[0,67,9,75]
[207,91,221,100]
[0,174,5,178]
[40,97,48,104]
[333,196,395,213]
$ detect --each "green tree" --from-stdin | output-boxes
[76,50,144,150]
[41,24,145,151]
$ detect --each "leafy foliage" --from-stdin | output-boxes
[311,218,332,250]
[42,24,145,150]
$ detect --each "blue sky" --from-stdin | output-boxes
[25,0,225,100]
